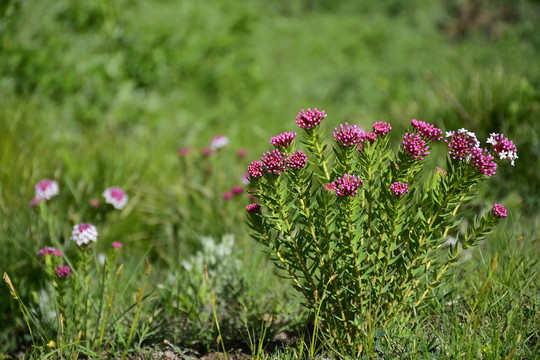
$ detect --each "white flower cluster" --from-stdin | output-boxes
[71,223,98,246]
[103,187,128,210]
[35,179,59,200]
[210,135,229,150]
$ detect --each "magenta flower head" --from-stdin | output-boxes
[71,223,98,247]
[103,187,128,210]
[328,174,363,197]
[373,122,392,136]
[246,203,261,213]
[296,108,327,129]
[492,203,507,218]
[411,119,443,141]
[35,179,59,201]
[361,131,378,144]
[486,133,518,166]
[445,129,480,161]
[237,148,248,158]
[38,247,63,258]
[247,161,264,179]
[29,198,42,207]
[261,150,287,175]
[271,132,297,148]
[390,182,408,196]
[470,147,497,177]
[231,186,244,195]
[333,123,363,146]
[222,192,233,199]
[112,242,123,249]
[201,147,213,156]
[286,150,308,169]
[210,135,229,150]
[402,133,430,160]
[178,147,192,157]
[55,265,71,278]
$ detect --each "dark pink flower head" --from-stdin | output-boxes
[55,265,71,278]
[246,203,261,213]
[373,122,392,136]
[390,182,409,196]
[231,186,244,195]
[222,192,233,199]
[411,119,443,141]
[247,161,264,179]
[470,147,497,177]
[486,133,518,166]
[38,247,63,258]
[178,147,192,157]
[29,198,42,207]
[328,174,363,197]
[333,123,363,146]
[261,150,287,175]
[402,133,430,160]
[286,150,308,169]
[112,242,123,249]
[271,132,297,148]
[103,187,128,210]
[296,108,327,129]
[445,129,480,161]
[237,149,248,158]
[201,147,213,156]
[35,179,59,200]
[361,131,378,144]
[492,203,507,218]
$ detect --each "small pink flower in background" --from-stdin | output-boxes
[390,182,408,196]
[103,187,128,210]
[237,149,248,158]
[492,203,507,218]
[55,265,70,278]
[328,174,363,197]
[247,161,264,179]
[402,133,430,160]
[178,147,192,157]
[231,186,244,195]
[222,192,233,199]
[333,123,363,146]
[29,198,42,207]
[35,179,59,201]
[373,122,392,136]
[201,147,213,156]
[248,193,258,200]
[38,247,63,258]
[71,223,98,247]
[361,131,378,144]
[486,133,518,166]
[90,198,100,208]
[261,150,287,175]
[246,203,261,213]
[470,148,497,177]
[296,108,327,129]
[436,167,447,175]
[411,119,443,141]
[286,150,308,169]
[112,242,123,249]
[445,129,480,161]
[271,132,297,148]
[210,135,229,150]
[241,173,251,185]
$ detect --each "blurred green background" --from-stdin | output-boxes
[1,0,539,355]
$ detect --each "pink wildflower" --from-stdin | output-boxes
[241,173,251,185]
[402,133,430,160]
[38,247,63,258]
[436,167,447,175]
[361,131,378,144]
[246,203,261,213]
[55,265,71,278]
[112,242,123,249]
[90,198,100,208]
[390,182,408,196]
[271,132,297,148]
[222,192,233,199]
[411,119,443,141]
[492,204,507,218]
[103,187,128,210]
[247,161,264,179]
[29,198,42,207]
[261,150,287,174]
[210,135,229,150]
[71,223,98,247]
[486,133,518,166]
[286,151,308,169]
[373,122,392,136]
[237,149,248,158]
[445,129,480,161]
[333,123,363,146]
[231,186,244,195]
[296,108,327,129]
[328,174,363,197]
[35,179,59,201]
[470,148,497,177]
[178,147,192,157]
[201,147,213,156]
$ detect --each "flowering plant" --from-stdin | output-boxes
[246,110,515,352]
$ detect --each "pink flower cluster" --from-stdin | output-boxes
[492,203,507,218]
[402,133,430,160]
[247,161,264,179]
[327,174,363,197]
[296,108,327,129]
[71,223,98,247]
[470,147,497,177]
[246,203,261,213]
[103,187,128,210]
[55,265,71,278]
[286,151,308,169]
[333,123,363,146]
[390,182,408,196]
[261,150,287,174]
[38,247,63,258]
[373,122,392,136]
[361,131,378,144]
[112,242,123,249]
[486,133,518,166]
[445,129,480,161]
[411,119,443,141]
[271,132,297,148]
